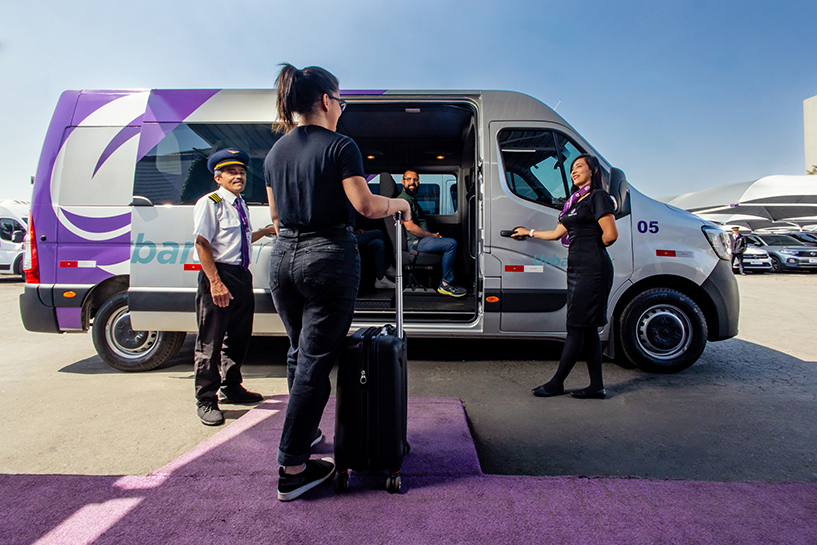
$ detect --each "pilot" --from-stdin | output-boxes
[192,148,275,426]
[730,226,746,275]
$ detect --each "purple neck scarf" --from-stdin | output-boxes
[559,184,592,247]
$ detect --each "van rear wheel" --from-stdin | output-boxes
[92,292,186,372]
[618,288,707,374]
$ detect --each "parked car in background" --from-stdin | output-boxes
[744,234,817,272]
[0,199,28,280]
[777,232,817,246]
[735,245,773,273]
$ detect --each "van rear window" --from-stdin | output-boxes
[134,123,280,206]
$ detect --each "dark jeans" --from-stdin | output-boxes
[270,231,360,466]
[355,229,388,279]
[194,264,253,404]
[416,236,458,284]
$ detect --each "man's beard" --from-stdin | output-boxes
[405,185,419,196]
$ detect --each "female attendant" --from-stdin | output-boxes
[512,154,618,399]
[265,64,410,501]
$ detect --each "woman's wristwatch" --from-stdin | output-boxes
[529,229,536,238]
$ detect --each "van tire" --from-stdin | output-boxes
[92,292,186,372]
[618,288,707,374]
[14,255,25,281]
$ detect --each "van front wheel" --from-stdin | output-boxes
[618,288,707,373]
[92,292,186,372]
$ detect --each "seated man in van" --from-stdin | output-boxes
[398,170,467,297]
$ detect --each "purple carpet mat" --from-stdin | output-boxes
[1,396,815,545]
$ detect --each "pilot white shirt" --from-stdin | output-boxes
[192,186,253,265]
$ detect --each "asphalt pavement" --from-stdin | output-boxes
[1,272,815,482]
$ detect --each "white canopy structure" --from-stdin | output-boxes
[663,175,817,231]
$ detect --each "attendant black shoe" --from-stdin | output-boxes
[218,386,263,404]
[571,388,607,399]
[277,457,336,502]
[197,402,225,426]
[532,384,565,397]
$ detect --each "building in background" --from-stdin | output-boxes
[806,95,817,174]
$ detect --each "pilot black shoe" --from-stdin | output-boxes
[218,386,263,404]
[197,402,225,426]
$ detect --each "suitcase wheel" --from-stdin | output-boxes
[386,473,401,494]
[334,471,350,493]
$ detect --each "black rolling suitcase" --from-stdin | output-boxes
[335,213,409,494]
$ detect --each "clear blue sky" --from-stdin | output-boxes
[1,0,815,201]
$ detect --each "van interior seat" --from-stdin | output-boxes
[378,172,442,289]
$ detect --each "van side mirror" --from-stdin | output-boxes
[609,167,630,218]
[11,230,24,243]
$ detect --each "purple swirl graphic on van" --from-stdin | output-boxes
[60,209,131,233]
[93,123,141,176]
[137,90,220,160]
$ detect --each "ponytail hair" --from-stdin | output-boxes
[569,154,604,194]
[275,63,340,132]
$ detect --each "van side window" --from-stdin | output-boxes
[134,123,281,206]
[368,173,458,215]
[0,218,23,241]
[499,129,584,210]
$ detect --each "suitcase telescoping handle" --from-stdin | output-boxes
[394,211,404,338]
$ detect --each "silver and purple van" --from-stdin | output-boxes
[20,89,739,373]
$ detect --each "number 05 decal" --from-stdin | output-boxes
[637,220,659,234]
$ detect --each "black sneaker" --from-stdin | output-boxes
[278,457,336,501]
[197,402,224,426]
[218,386,263,404]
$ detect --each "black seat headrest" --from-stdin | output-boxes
[379,172,398,198]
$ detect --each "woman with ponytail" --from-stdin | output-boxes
[264,64,410,501]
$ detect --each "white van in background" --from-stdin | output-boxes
[0,199,28,280]
[20,89,739,373]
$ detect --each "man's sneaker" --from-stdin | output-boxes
[277,457,336,501]
[218,386,263,404]
[374,276,396,290]
[437,283,467,298]
[311,428,324,448]
[197,402,224,426]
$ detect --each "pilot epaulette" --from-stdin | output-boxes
[208,193,222,204]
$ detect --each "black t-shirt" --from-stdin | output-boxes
[264,125,365,229]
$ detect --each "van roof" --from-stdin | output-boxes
[60,88,568,127]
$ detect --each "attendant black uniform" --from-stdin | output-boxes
[560,190,616,327]
[193,150,260,425]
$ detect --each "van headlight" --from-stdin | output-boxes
[702,225,731,260]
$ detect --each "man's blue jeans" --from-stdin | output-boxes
[415,236,457,285]
[269,231,359,466]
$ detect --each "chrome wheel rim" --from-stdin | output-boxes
[636,304,692,361]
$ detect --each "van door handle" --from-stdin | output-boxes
[500,228,529,240]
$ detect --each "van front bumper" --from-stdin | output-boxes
[701,259,740,341]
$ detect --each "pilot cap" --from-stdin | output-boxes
[207,148,250,173]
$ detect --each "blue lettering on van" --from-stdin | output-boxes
[131,233,272,264]
[533,254,568,267]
